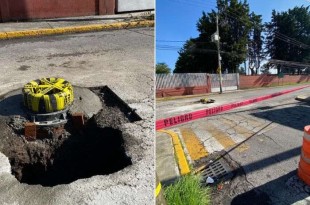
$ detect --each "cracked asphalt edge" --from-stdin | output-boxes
[0,20,154,40]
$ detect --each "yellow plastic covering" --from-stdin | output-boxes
[23,78,74,113]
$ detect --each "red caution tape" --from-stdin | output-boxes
[156,85,310,130]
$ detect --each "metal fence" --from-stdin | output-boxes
[156,73,208,89]
[210,73,239,92]
[156,73,239,92]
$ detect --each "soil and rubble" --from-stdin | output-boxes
[0,86,152,204]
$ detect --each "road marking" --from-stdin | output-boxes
[194,128,224,154]
[204,122,248,152]
[220,118,253,138]
[209,119,247,143]
[223,114,268,133]
[155,182,162,197]
[158,130,191,175]
[204,123,236,148]
[179,127,209,161]
[236,113,265,126]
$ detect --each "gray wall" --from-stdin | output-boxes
[117,0,154,12]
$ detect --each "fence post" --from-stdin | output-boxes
[207,74,211,93]
[236,73,240,90]
[98,0,115,15]
[0,0,10,22]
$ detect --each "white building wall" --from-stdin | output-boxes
[117,0,154,12]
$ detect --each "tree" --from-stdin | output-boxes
[248,13,264,75]
[156,62,171,74]
[265,6,310,74]
[174,0,252,73]
[238,67,246,74]
[260,63,273,74]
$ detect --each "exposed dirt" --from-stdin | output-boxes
[91,86,142,124]
[0,86,140,187]
[198,152,272,205]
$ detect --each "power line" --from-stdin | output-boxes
[223,11,310,48]
[274,32,310,49]
[158,43,310,65]
[167,0,216,8]
[169,0,307,49]
[273,35,309,49]
[158,34,309,50]
[220,12,310,49]
[156,40,186,42]
[268,59,310,68]
[168,0,310,49]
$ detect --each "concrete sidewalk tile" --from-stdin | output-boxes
[204,122,238,150]
[156,131,180,185]
[159,130,191,175]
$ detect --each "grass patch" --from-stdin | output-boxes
[164,174,210,205]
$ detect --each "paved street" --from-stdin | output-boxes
[0,28,154,204]
[156,85,310,204]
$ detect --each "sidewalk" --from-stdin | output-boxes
[156,131,180,185]
[156,84,310,120]
[0,11,154,39]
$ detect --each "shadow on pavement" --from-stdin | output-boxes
[251,103,310,131]
[162,176,179,186]
[208,147,304,204]
[234,147,300,177]
[215,101,299,116]
[231,170,309,205]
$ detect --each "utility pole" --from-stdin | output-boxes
[216,14,223,93]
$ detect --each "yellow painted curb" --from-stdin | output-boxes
[179,127,209,161]
[0,20,154,40]
[158,129,191,175]
[155,182,162,197]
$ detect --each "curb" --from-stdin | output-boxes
[158,130,191,175]
[0,20,154,40]
[157,83,310,102]
[156,85,310,130]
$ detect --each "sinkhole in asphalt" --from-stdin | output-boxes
[13,123,131,187]
[0,86,141,187]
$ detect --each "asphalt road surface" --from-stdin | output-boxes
[157,85,310,205]
[0,28,154,205]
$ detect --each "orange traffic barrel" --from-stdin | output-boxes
[298,125,310,185]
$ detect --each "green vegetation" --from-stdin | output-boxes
[164,174,210,205]
[175,0,263,74]
[265,6,310,74]
[156,62,171,74]
[174,1,310,75]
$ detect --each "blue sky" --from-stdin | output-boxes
[156,0,310,72]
